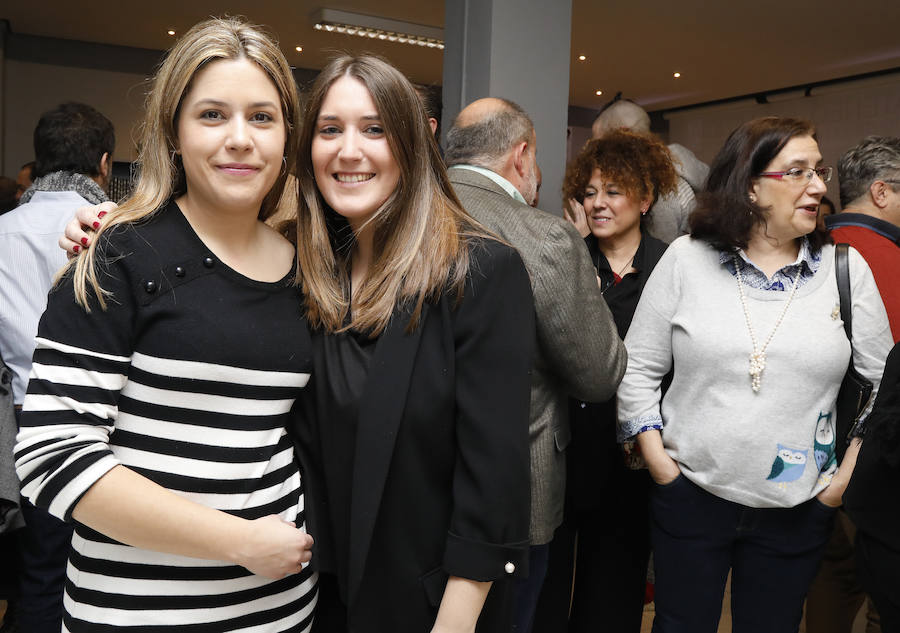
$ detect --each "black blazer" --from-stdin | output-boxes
[844,340,900,551]
[293,239,534,632]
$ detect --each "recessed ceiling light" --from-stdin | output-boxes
[167,29,176,36]
[595,90,603,96]
[673,72,681,78]
[578,55,586,61]
[295,46,303,52]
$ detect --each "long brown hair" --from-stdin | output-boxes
[295,55,485,335]
[71,17,300,310]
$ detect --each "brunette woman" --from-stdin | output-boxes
[291,55,533,633]
[14,18,317,631]
[617,116,892,633]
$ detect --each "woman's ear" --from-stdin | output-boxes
[749,180,760,204]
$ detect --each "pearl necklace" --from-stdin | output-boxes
[734,256,803,393]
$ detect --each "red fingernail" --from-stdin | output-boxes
[73,244,80,253]
[98,211,107,218]
[81,237,88,245]
[92,222,100,229]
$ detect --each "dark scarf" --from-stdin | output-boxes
[19,171,108,206]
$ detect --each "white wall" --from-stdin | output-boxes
[4,60,148,174]
[665,74,900,208]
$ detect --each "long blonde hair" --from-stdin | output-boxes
[71,17,300,310]
[295,55,485,336]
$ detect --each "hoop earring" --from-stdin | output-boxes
[281,156,287,177]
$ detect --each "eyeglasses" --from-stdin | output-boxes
[758,166,833,183]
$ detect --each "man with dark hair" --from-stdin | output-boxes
[445,97,626,633]
[806,135,900,633]
[0,101,114,633]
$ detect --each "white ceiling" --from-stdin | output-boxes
[4,0,900,112]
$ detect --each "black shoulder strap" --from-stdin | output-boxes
[835,243,852,340]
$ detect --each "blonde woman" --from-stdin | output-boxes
[15,18,317,631]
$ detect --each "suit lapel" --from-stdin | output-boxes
[346,301,428,606]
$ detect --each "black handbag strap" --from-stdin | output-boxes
[835,243,852,341]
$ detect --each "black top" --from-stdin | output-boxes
[317,326,377,602]
[569,232,668,507]
[585,232,670,339]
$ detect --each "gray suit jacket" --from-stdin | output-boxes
[449,167,627,544]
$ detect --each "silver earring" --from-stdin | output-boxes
[281,156,287,176]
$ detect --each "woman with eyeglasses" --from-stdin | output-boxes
[616,116,892,633]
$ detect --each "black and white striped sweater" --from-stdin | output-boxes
[15,201,317,632]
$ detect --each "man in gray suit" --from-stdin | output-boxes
[445,97,627,632]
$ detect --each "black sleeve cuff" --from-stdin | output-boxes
[443,531,530,581]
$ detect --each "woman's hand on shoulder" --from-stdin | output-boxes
[231,515,314,579]
[60,201,119,255]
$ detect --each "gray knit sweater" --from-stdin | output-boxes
[618,237,893,508]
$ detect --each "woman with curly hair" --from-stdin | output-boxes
[541,129,678,632]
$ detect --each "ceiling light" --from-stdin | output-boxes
[673,72,681,78]
[295,46,303,52]
[578,55,586,61]
[595,90,603,96]
[167,29,176,36]
[311,8,444,49]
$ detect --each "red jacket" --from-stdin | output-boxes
[828,212,900,343]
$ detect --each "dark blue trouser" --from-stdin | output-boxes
[16,499,73,633]
[511,543,550,633]
[650,474,835,633]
